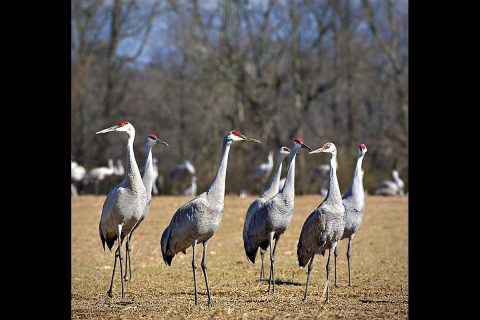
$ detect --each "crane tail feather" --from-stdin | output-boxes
[161,226,173,266]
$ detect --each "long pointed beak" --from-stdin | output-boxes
[241,135,261,143]
[156,138,169,146]
[96,125,117,134]
[309,147,325,154]
[301,142,313,151]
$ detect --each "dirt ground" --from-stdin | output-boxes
[72,195,408,319]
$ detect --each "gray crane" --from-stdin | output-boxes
[243,146,291,280]
[84,159,115,194]
[123,134,168,282]
[96,121,149,299]
[251,151,274,182]
[183,176,197,197]
[334,143,367,287]
[71,160,86,196]
[297,142,345,303]
[161,130,260,306]
[243,138,312,294]
[374,159,405,196]
[311,164,330,196]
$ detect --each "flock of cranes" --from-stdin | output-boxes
[91,120,395,306]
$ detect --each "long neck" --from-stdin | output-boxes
[324,153,342,204]
[142,143,155,196]
[260,155,284,198]
[125,131,143,188]
[280,149,297,200]
[344,155,364,200]
[206,140,231,202]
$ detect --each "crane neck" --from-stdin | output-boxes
[344,154,365,201]
[324,152,342,205]
[206,139,232,204]
[260,155,284,198]
[280,148,297,201]
[142,143,155,198]
[124,130,143,190]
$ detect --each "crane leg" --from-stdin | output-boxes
[201,239,212,306]
[192,240,198,305]
[347,235,354,287]
[334,246,338,287]
[325,242,337,303]
[303,255,315,301]
[124,234,132,282]
[107,246,119,298]
[117,225,125,299]
[267,232,276,294]
[259,249,265,279]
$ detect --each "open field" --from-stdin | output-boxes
[72,195,408,319]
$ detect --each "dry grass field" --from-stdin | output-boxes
[72,195,408,319]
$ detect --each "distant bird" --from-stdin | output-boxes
[334,144,367,287]
[96,121,150,299]
[311,159,337,196]
[161,130,260,306]
[244,139,312,294]
[183,176,197,197]
[251,151,274,182]
[297,142,345,303]
[123,134,168,282]
[84,159,115,194]
[71,160,86,196]
[374,161,404,196]
[239,190,248,199]
[114,159,125,176]
[243,146,290,280]
[151,158,159,195]
[170,160,196,179]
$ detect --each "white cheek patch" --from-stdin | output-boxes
[230,134,243,141]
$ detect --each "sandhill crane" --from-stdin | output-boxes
[96,121,150,299]
[243,146,290,280]
[151,158,159,195]
[244,139,312,294]
[251,151,274,183]
[123,134,168,282]
[334,144,367,288]
[84,159,115,194]
[374,168,404,196]
[114,159,125,176]
[71,160,86,196]
[183,176,197,197]
[161,130,260,306]
[297,142,345,303]
[170,160,195,179]
[311,164,329,196]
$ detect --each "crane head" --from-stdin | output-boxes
[227,130,261,143]
[279,146,290,156]
[358,143,367,156]
[309,142,337,155]
[96,121,133,134]
[146,134,169,147]
[292,138,312,151]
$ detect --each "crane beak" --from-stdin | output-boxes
[300,142,313,151]
[309,146,325,154]
[156,138,169,146]
[96,125,117,134]
[241,135,261,143]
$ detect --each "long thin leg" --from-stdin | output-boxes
[192,240,198,305]
[334,246,338,287]
[347,235,354,287]
[267,232,275,294]
[325,242,337,303]
[259,249,265,279]
[107,246,119,297]
[124,235,132,281]
[117,225,125,299]
[201,239,212,306]
[303,255,315,301]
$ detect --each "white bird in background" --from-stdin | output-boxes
[151,158,160,195]
[114,159,125,176]
[71,160,86,196]
[96,121,149,299]
[334,144,367,287]
[251,151,274,185]
[124,134,168,282]
[169,160,196,179]
[311,159,337,196]
[297,142,345,303]
[84,159,115,195]
[183,176,197,197]
[243,146,290,280]
[374,160,405,196]
[161,130,260,306]
[244,138,312,294]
